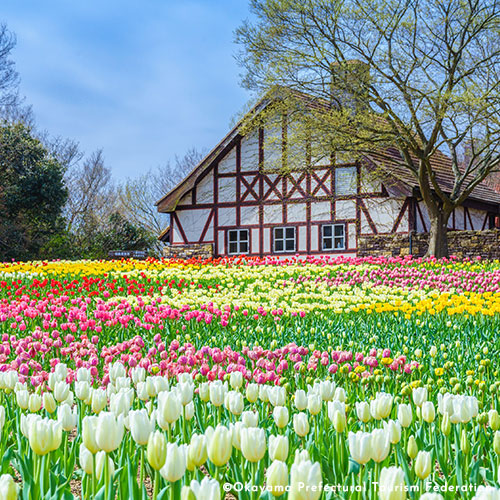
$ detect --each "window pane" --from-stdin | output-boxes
[323,225,332,237]
[285,239,295,251]
[275,240,284,252]
[335,166,357,195]
[239,230,249,242]
[285,227,295,239]
[229,231,238,242]
[334,237,345,249]
[229,242,238,254]
[275,228,283,239]
[323,237,333,250]
[334,225,344,236]
[240,242,248,253]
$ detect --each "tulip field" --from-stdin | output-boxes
[0,255,499,500]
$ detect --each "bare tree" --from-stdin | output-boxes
[0,24,20,117]
[118,147,205,252]
[64,149,118,231]
[236,0,500,257]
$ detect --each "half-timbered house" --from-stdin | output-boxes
[156,95,500,258]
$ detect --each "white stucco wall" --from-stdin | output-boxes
[218,207,236,227]
[310,201,331,221]
[364,198,405,233]
[218,147,237,174]
[218,177,237,202]
[176,209,211,242]
[241,130,259,171]
[335,199,357,220]
[287,203,307,222]
[241,205,260,225]
[196,171,214,203]
[264,204,283,224]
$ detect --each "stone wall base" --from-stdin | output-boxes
[163,243,213,260]
[358,230,500,259]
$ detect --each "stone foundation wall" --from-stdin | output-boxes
[358,230,500,259]
[163,243,213,260]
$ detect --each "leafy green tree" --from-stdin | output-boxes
[0,122,67,261]
[236,0,500,257]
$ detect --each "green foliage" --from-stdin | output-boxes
[0,122,67,261]
[72,212,156,260]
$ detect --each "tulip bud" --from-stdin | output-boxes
[415,450,432,479]
[489,409,500,431]
[307,394,322,416]
[95,451,115,482]
[147,431,167,470]
[441,412,451,436]
[356,402,371,423]
[379,466,406,500]
[0,406,5,433]
[43,392,56,414]
[289,460,322,499]
[187,434,207,468]
[53,381,70,403]
[371,428,391,463]
[225,391,244,416]
[205,425,232,467]
[57,403,77,432]
[0,474,19,500]
[494,431,500,455]
[157,391,182,429]
[245,383,258,403]
[209,381,226,407]
[230,371,243,390]
[129,409,154,446]
[16,390,29,410]
[187,477,220,500]
[294,390,307,411]
[459,429,470,455]
[293,412,310,437]
[422,402,436,423]
[82,416,99,454]
[29,418,62,455]
[266,460,288,497]
[241,427,266,463]
[241,411,258,428]
[370,392,393,420]
[333,410,346,433]
[79,444,94,475]
[181,486,196,500]
[383,420,402,445]
[407,435,418,459]
[184,402,195,421]
[273,406,289,429]
[75,381,90,402]
[397,404,412,428]
[269,435,289,462]
[413,387,428,407]
[348,431,372,465]
[95,412,124,453]
[91,389,107,414]
[160,443,187,482]
[28,394,42,413]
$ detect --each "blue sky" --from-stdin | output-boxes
[2,0,252,178]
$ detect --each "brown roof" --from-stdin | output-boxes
[368,147,500,206]
[157,89,500,213]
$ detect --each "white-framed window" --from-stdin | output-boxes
[335,166,357,195]
[228,229,249,255]
[322,224,346,250]
[273,227,296,253]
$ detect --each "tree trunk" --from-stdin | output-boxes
[426,209,451,258]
